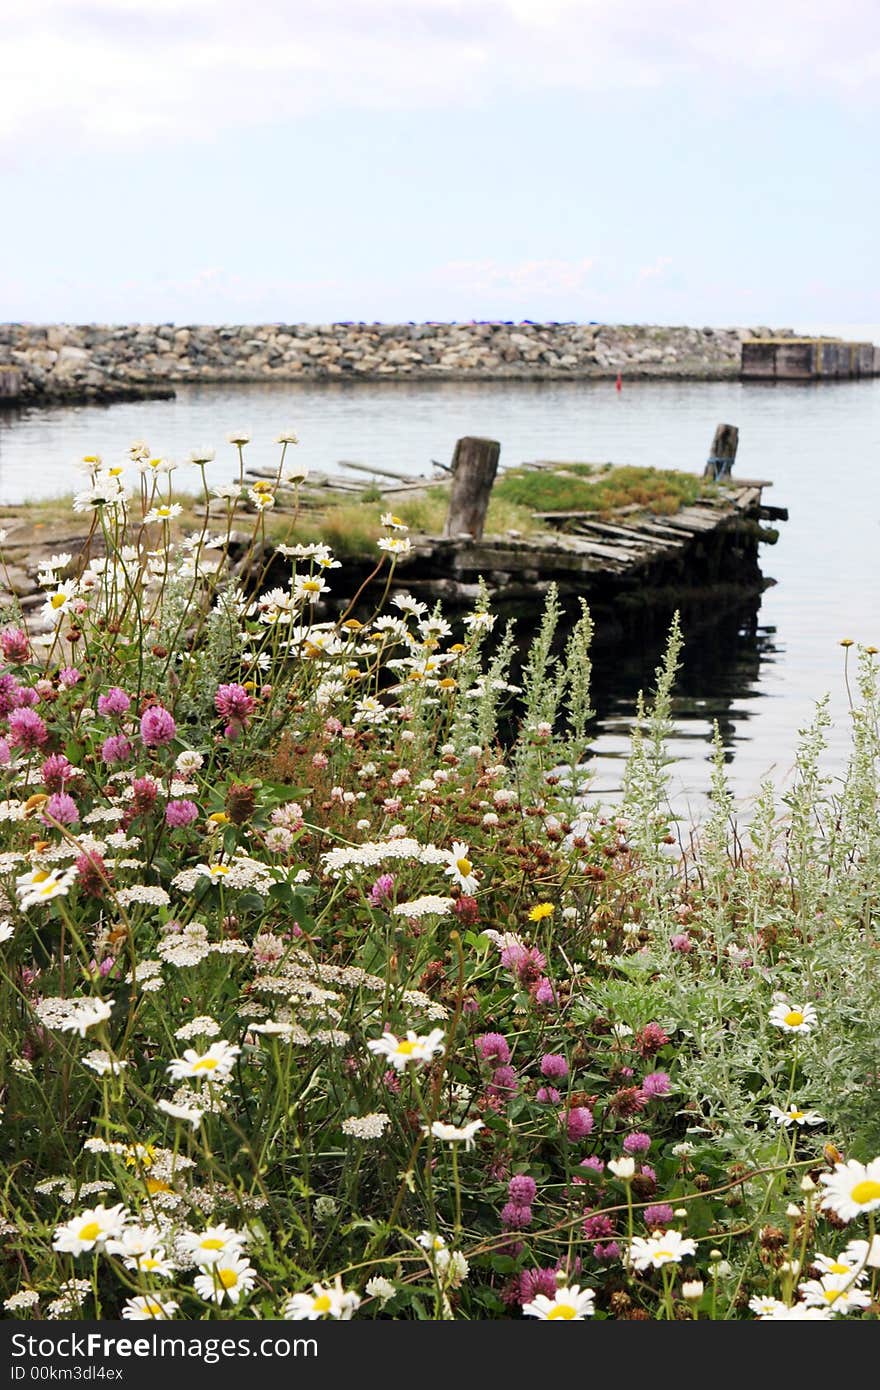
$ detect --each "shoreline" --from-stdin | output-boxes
[0,321,794,407]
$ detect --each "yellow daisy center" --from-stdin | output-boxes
[396,1040,416,1055]
[217,1268,238,1289]
[826,1261,849,1275]
[823,1289,842,1303]
[50,593,67,609]
[192,1056,219,1071]
[655,1250,675,1261]
[143,1301,163,1315]
[456,858,472,876]
[124,1144,156,1168]
[302,580,322,592]
[547,1303,577,1319]
[851,1180,880,1205]
[784,1010,804,1027]
[201,1238,226,1251]
[313,1294,332,1313]
[210,865,230,876]
[38,880,60,896]
[146,1178,172,1194]
[789,1109,805,1120]
[141,1257,161,1270]
[78,1222,101,1242]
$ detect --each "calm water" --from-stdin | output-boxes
[2,375,879,814]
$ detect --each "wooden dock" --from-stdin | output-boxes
[249,430,787,641]
[364,479,782,636]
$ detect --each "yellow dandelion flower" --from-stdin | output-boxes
[528,902,555,922]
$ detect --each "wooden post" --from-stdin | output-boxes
[704,424,739,480]
[0,366,22,402]
[444,436,500,539]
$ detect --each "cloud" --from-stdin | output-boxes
[438,257,596,295]
[638,256,673,281]
[2,1,879,153]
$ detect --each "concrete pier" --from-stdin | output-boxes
[741,338,879,381]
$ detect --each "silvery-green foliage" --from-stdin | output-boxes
[827,648,880,924]
[447,580,502,754]
[560,599,594,782]
[779,695,832,939]
[622,614,683,911]
[472,620,517,755]
[175,582,247,725]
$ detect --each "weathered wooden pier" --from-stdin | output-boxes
[252,426,787,642]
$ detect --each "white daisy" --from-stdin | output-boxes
[377,536,412,556]
[144,503,183,524]
[798,1274,872,1315]
[523,1284,595,1320]
[16,867,77,909]
[283,1277,360,1320]
[167,1040,240,1083]
[628,1230,697,1270]
[444,841,478,894]
[844,1236,880,1270]
[366,1028,445,1071]
[768,1104,825,1127]
[425,1119,484,1150]
[193,1256,256,1305]
[769,998,817,1033]
[179,1225,247,1266]
[749,1295,787,1318]
[157,1099,205,1128]
[812,1250,868,1277]
[292,574,330,603]
[53,1204,127,1255]
[820,1157,880,1222]
[121,1296,178,1320]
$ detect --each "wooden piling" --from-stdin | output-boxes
[0,366,22,403]
[704,424,739,480]
[444,436,501,540]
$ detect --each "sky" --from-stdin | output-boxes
[2,0,879,326]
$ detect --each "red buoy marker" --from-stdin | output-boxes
[615,372,622,392]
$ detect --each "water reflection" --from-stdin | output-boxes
[561,592,780,809]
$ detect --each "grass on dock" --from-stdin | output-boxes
[2,464,719,562]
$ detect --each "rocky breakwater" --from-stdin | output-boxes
[0,322,795,404]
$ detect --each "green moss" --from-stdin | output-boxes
[493,463,717,517]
